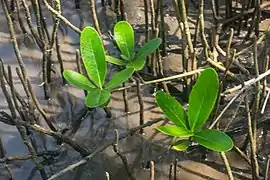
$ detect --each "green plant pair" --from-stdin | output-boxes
[155,68,234,152]
[63,21,161,108]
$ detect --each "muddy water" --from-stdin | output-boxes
[0,0,267,180]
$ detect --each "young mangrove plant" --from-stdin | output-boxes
[63,21,162,108]
[63,26,134,108]
[106,21,162,71]
[155,68,234,152]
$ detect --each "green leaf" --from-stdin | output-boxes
[106,55,127,66]
[156,125,193,137]
[134,38,162,61]
[80,27,107,88]
[63,70,96,91]
[172,140,191,151]
[105,68,134,90]
[85,89,111,108]
[155,91,189,129]
[126,58,145,71]
[120,54,130,61]
[194,129,233,152]
[188,68,219,132]
[114,21,134,59]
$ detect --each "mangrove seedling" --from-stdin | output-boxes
[155,68,234,152]
[106,21,162,71]
[63,26,134,108]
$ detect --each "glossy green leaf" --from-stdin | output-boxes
[120,54,130,61]
[80,27,107,88]
[194,129,233,152]
[134,38,162,61]
[172,140,191,151]
[156,125,193,137]
[155,91,189,129]
[114,21,134,59]
[63,70,96,91]
[85,89,111,108]
[106,55,127,66]
[188,68,219,132]
[105,68,134,90]
[126,58,145,71]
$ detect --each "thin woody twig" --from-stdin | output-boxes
[42,0,81,34]
[112,68,205,92]
[220,152,234,180]
[0,115,89,156]
[89,0,101,35]
[244,88,260,179]
[47,117,164,180]
[210,69,270,129]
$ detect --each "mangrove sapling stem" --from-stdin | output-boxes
[31,0,46,42]
[143,0,149,43]
[47,117,164,180]
[113,129,135,180]
[56,32,65,84]
[136,78,144,134]
[122,82,129,113]
[89,0,101,35]
[105,172,110,180]
[159,0,167,56]
[75,49,87,96]
[154,0,160,28]
[225,28,234,67]
[38,0,50,42]
[74,0,80,9]
[210,68,270,129]
[174,159,177,180]
[46,0,61,84]
[112,68,205,92]
[265,155,270,180]
[42,48,49,99]
[252,36,260,159]
[169,164,173,180]
[220,152,234,180]
[179,0,193,54]
[244,90,260,179]
[150,161,155,180]
[199,0,210,54]
[20,0,44,49]
[43,0,81,34]
[0,138,5,158]
[15,0,28,34]
[262,55,269,103]
[119,0,125,20]
[150,0,156,36]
